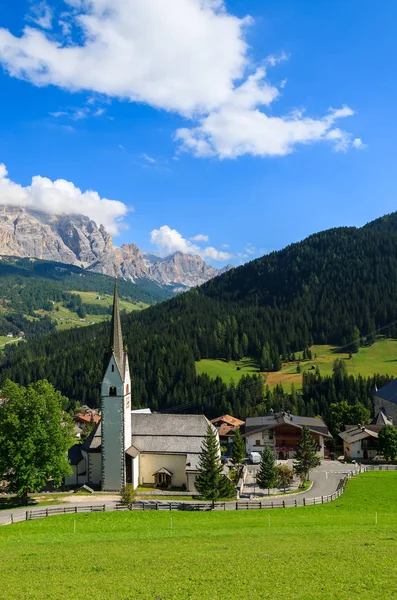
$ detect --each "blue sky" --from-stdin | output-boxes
[0,0,396,265]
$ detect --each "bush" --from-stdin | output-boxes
[120,484,136,508]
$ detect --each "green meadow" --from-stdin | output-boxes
[196,338,397,391]
[1,472,396,599]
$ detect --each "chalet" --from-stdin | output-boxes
[244,411,331,459]
[66,281,218,492]
[339,411,393,460]
[211,414,245,449]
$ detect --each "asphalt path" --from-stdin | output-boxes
[0,461,360,524]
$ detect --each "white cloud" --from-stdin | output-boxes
[150,225,231,261]
[28,1,53,30]
[0,163,128,235]
[142,153,157,164]
[353,137,367,150]
[0,0,363,159]
[244,244,256,255]
[191,234,209,242]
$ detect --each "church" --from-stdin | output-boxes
[66,282,216,492]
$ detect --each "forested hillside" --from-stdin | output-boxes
[2,213,397,418]
[0,257,172,339]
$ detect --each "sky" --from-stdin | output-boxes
[0,0,396,266]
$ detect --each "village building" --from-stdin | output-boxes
[244,411,331,459]
[339,411,392,460]
[373,379,397,424]
[211,414,245,450]
[66,282,217,492]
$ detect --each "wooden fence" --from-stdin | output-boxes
[2,465,396,525]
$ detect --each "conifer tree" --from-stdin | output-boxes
[293,425,321,485]
[195,425,223,504]
[256,446,278,494]
[231,426,246,470]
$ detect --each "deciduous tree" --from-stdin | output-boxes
[378,425,397,462]
[277,464,294,492]
[0,379,73,504]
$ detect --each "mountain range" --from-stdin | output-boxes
[0,206,232,291]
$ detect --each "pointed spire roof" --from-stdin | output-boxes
[109,279,124,374]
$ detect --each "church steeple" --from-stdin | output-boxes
[109,279,124,377]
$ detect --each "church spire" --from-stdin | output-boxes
[109,279,124,374]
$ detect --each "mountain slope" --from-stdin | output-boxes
[2,212,397,415]
[0,206,230,290]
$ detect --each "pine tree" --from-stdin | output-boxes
[231,427,246,470]
[293,425,321,485]
[256,446,278,494]
[195,425,223,504]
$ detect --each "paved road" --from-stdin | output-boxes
[242,460,358,502]
[0,461,360,524]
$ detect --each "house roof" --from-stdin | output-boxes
[153,467,173,476]
[370,411,392,426]
[211,414,244,427]
[216,423,238,437]
[244,411,331,438]
[374,379,397,405]
[85,413,213,464]
[74,413,101,424]
[339,426,380,444]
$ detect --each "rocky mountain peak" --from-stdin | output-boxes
[0,205,231,290]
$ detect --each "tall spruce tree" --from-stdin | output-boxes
[195,425,224,504]
[256,446,278,494]
[293,425,321,485]
[231,427,246,470]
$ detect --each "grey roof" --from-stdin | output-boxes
[83,421,102,453]
[371,411,392,426]
[374,379,397,405]
[339,426,379,444]
[84,413,212,460]
[244,411,331,437]
[130,413,212,436]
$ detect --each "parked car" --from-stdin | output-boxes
[248,451,261,464]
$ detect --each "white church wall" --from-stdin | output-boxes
[89,453,102,485]
[186,473,198,493]
[139,454,187,488]
[132,455,139,490]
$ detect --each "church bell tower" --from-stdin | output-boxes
[101,280,131,491]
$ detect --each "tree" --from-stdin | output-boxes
[277,464,294,492]
[195,426,223,504]
[0,379,73,504]
[218,475,236,499]
[332,359,348,380]
[378,425,397,462]
[293,426,321,485]
[256,446,278,494]
[231,427,246,471]
[326,400,370,437]
[120,483,136,508]
[350,325,361,354]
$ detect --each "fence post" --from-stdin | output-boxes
[169,502,171,511]
[75,506,77,513]
[46,508,49,517]
[26,511,28,521]
[271,501,274,509]
[322,496,324,504]
[260,501,262,509]
[224,502,226,511]
[236,502,238,510]
[295,499,297,507]
[303,498,306,507]
[11,514,13,524]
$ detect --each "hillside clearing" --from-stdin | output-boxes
[196,339,397,390]
[0,472,396,599]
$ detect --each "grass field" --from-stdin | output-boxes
[195,357,260,383]
[196,339,397,391]
[0,472,396,599]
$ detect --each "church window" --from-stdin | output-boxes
[126,384,129,394]
[111,364,114,372]
[109,386,117,396]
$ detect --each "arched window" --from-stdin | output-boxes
[109,386,117,396]
[126,384,129,394]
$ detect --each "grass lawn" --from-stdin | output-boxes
[195,356,260,384]
[1,472,396,599]
[196,339,397,391]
